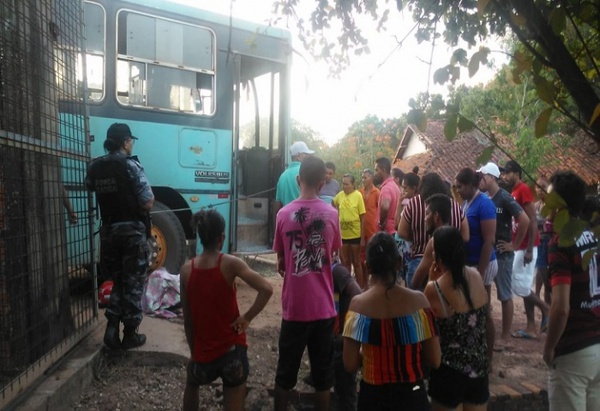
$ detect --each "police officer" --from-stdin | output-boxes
[86,123,154,349]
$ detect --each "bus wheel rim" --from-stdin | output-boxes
[150,226,167,271]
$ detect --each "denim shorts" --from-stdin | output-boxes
[536,237,549,269]
[494,253,514,302]
[187,345,249,387]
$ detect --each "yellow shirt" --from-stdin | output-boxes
[333,190,366,240]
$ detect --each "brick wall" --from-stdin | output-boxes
[489,382,549,410]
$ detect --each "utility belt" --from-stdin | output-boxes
[102,212,152,237]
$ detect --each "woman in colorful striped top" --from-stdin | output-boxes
[343,232,441,410]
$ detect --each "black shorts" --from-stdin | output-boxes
[187,345,249,388]
[275,317,335,391]
[428,364,489,408]
[358,380,429,411]
[342,237,361,245]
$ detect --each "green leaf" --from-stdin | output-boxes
[535,108,552,138]
[544,191,567,211]
[451,49,468,66]
[579,3,595,22]
[549,8,566,35]
[558,219,588,247]
[468,53,481,78]
[532,58,542,74]
[511,66,523,84]
[514,50,528,69]
[477,0,491,16]
[458,116,475,132]
[446,103,459,115]
[407,109,427,132]
[553,209,570,235]
[444,114,458,141]
[433,67,449,85]
[534,75,555,105]
[581,249,595,271]
[510,12,527,27]
[590,103,600,126]
[449,65,461,83]
[477,145,495,165]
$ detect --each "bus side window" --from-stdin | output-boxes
[116,10,215,115]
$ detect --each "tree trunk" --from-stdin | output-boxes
[509,0,600,144]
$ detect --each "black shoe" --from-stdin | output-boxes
[103,320,121,349]
[122,327,146,349]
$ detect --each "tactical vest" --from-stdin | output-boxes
[87,153,142,224]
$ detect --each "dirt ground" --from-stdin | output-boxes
[71,260,549,410]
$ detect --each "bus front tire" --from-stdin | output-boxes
[149,201,187,274]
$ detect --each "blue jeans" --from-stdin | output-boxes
[406,256,423,290]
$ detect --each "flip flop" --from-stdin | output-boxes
[540,317,549,333]
[511,330,538,340]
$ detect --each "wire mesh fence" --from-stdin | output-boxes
[0,0,97,407]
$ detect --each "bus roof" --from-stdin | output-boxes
[118,0,292,41]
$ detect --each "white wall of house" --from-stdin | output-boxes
[403,135,427,158]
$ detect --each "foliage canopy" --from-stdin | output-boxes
[274,0,600,144]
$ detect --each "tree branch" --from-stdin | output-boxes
[562,1,600,79]
[491,0,553,67]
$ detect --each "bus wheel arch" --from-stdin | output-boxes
[148,201,187,274]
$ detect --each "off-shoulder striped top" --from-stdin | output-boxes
[343,308,439,385]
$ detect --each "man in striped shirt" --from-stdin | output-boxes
[398,172,469,289]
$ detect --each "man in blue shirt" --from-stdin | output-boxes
[274,141,314,213]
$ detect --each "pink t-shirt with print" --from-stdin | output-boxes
[378,177,401,234]
[273,198,342,322]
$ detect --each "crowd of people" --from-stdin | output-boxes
[180,143,599,411]
[88,126,599,411]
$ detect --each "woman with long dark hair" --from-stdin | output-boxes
[424,226,489,411]
[343,232,441,410]
[180,209,273,411]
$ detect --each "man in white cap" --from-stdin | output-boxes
[275,141,315,214]
[478,162,529,346]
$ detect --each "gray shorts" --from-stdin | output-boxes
[494,253,514,302]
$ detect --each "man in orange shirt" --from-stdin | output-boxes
[358,169,379,289]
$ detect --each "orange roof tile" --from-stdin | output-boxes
[393,120,600,186]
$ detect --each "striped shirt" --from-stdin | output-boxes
[343,308,439,385]
[403,195,465,258]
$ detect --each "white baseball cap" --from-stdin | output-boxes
[477,162,501,178]
[290,141,315,156]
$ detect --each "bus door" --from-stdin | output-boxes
[232,54,288,255]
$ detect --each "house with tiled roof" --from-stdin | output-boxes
[393,120,600,189]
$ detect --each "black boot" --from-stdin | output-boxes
[121,326,146,349]
[103,319,121,349]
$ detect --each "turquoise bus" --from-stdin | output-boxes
[71,0,291,273]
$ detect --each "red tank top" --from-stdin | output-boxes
[188,254,247,362]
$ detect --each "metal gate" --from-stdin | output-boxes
[0,0,96,408]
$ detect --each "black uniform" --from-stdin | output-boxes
[86,151,153,328]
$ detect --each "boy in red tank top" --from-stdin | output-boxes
[180,210,273,411]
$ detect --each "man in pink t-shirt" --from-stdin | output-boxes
[273,156,342,411]
[374,157,400,234]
